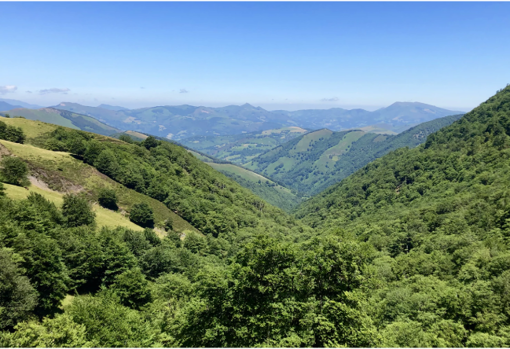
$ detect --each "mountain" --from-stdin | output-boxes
[0,101,22,111]
[274,102,464,132]
[0,107,120,136]
[0,98,43,109]
[246,114,464,196]
[97,104,130,111]
[54,101,462,141]
[180,126,309,164]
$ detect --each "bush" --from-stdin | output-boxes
[141,136,159,150]
[98,188,118,210]
[119,134,134,143]
[0,121,25,144]
[0,156,29,186]
[62,194,96,228]
[129,203,154,228]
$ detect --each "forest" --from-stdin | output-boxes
[0,85,510,347]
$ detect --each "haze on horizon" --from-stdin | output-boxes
[1,2,509,112]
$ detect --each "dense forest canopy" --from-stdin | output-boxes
[1,85,510,347]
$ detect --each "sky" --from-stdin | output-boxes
[1,2,509,111]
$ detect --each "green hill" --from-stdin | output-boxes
[180,126,309,165]
[293,85,510,346]
[114,130,303,211]
[0,108,120,136]
[247,114,463,195]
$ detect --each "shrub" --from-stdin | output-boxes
[0,121,25,144]
[98,188,118,210]
[62,194,96,228]
[0,156,29,186]
[129,203,154,228]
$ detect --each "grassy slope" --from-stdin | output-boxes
[3,182,144,232]
[0,116,197,234]
[1,108,119,136]
[208,162,302,211]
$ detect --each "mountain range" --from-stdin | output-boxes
[51,101,463,140]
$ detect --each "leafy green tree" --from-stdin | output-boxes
[142,136,159,150]
[13,231,69,315]
[94,149,120,178]
[98,188,118,210]
[144,228,161,246]
[129,202,154,228]
[0,120,25,144]
[0,156,29,186]
[119,134,134,143]
[110,268,152,309]
[66,293,156,347]
[0,182,4,197]
[0,248,38,330]
[0,313,92,347]
[62,193,96,228]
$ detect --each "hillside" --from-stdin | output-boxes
[247,114,463,195]
[0,108,120,136]
[288,85,510,346]
[115,130,303,211]
[0,116,302,237]
[54,101,462,140]
[0,117,196,234]
[180,126,309,164]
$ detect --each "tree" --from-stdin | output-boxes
[98,188,118,210]
[110,268,152,309]
[0,121,25,144]
[119,134,134,143]
[0,249,38,330]
[0,156,29,186]
[0,182,4,197]
[0,313,92,347]
[62,194,96,228]
[129,203,154,228]
[141,136,159,150]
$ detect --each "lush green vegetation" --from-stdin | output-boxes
[292,85,510,346]
[1,86,509,347]
[248,114,463,196]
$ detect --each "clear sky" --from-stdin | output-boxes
[1,2,509,111]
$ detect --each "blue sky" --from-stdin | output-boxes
[1,2,509,111]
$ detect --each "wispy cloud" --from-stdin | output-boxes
[26,91,32,94]
[39,88,70,95]
[140,87,145,89]
[321,97,339,102]
[180,88,189,94]
[0,85,17,94]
